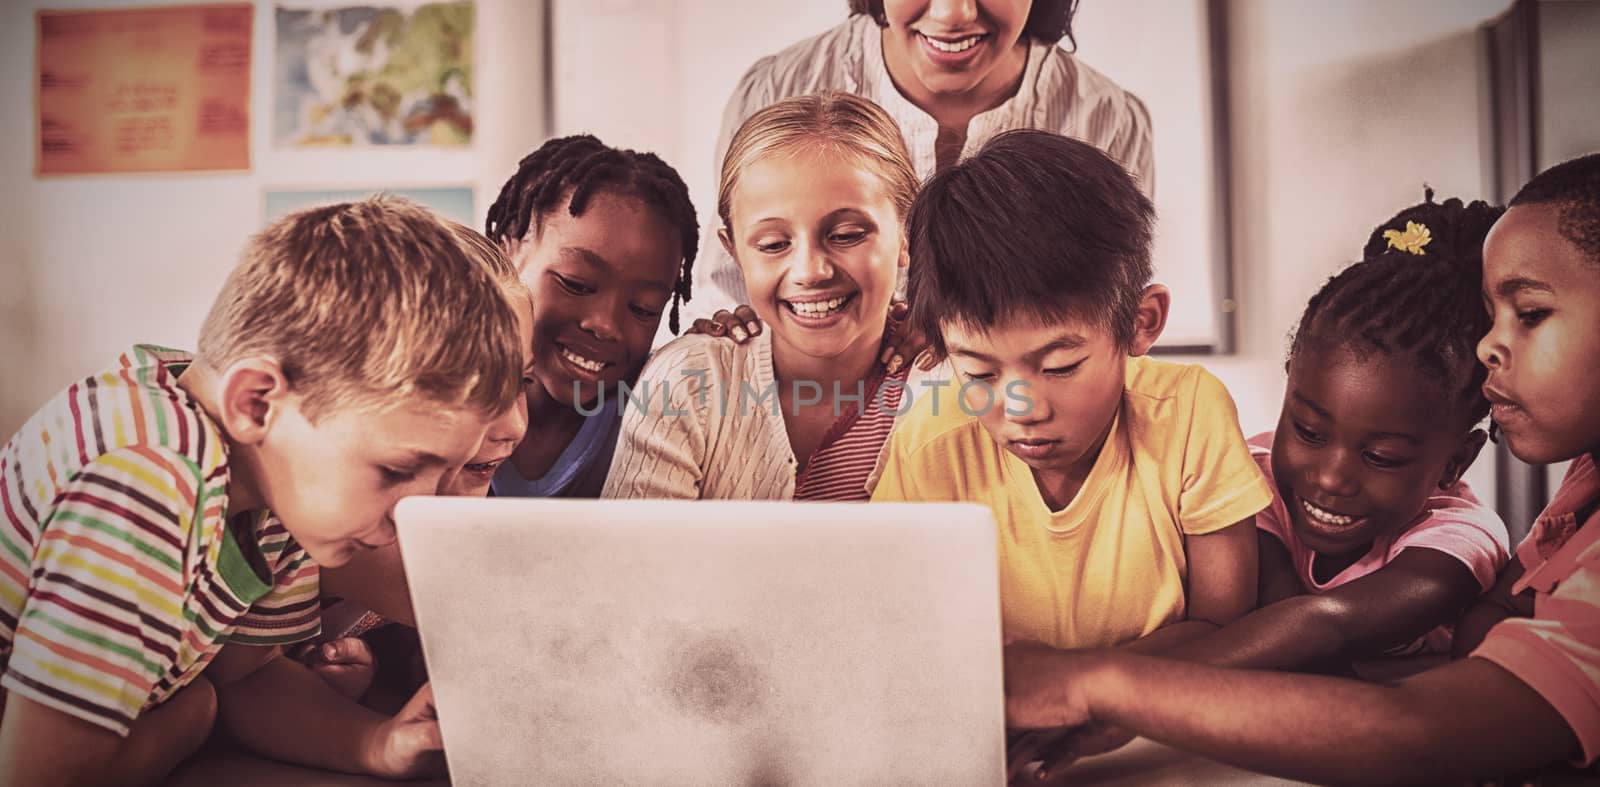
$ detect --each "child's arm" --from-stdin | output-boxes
[1121,517,1259,654]
[0,676,217,787]
[1005,645,1578,785]
[1167,547,1482,671]
[207,643,442,779]
[1257,530,1304,606]
[1452,558,1531,658]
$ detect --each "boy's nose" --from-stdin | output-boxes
[1002,388,1049,424]
[1476,330,1506,370]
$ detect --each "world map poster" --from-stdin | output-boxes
[275,1,474,147]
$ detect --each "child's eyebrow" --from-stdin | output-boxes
[946,334,1086,363]
[1495,276,1554,297]
[821,207,874,224]
[394,450,451,469]
[1031,336,1087,356]
[1290,392,1332,420]
[558,246,611,271]
[559,246,675,292]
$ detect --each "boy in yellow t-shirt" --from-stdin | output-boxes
[872,130,1272,653]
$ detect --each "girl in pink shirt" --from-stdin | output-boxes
[1158,194,1513,674]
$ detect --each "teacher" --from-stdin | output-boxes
[689,0,1154,319]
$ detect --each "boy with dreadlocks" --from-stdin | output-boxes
[484,134,699,499]
[1004,153,1600,784]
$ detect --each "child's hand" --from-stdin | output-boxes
[1003,642,1093,731]
[689,305,762,343]
[1008,723,1137,783]
[879,301,934,374]
[361,682,446,780]
[302,637,377,701]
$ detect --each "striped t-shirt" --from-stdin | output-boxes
[0,345,320,736]
[794,364,911,501]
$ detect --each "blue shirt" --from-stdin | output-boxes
[491,396,622,499]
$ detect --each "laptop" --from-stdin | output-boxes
[396,497,1006,786]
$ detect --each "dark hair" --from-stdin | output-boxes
[847,0,1081,47]
[906,129,1153,356]
[1509,151,1600,266]
[485,134,700,334]
[1289,190,1505,428]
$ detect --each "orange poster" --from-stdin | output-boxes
[36,4,252,175]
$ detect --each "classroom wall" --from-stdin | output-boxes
[0,0,1554,512]
[0,0,547,437]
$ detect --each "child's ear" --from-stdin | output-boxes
[1440,428,1489,489]
[216,358,291,445]
[717,227,737,261]
[1127,284,1171,357]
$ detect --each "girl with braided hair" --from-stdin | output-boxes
[483,134,700,499]
[1162,192,1514,671]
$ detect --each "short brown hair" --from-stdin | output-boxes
[846,0,1080,47]
[908,130,1152,355]
[198,196,523,421]
[718,91,918,232]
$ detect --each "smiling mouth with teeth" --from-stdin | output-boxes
[559,345,609,374]
[921,33,985,53]
[784,293,855,318]
[1299,497,1363,529]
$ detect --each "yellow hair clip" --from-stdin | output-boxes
[1383,221,1432,255]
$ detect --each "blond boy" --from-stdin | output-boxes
[0,197,523,785]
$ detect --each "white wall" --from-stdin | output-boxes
[0,0,547,436]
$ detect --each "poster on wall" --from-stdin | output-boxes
[274,1,475,147]
[264,186,476,225]
[35,4,253,176]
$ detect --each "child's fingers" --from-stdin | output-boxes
[1035,725,1132,781]
[399,683,439,723]
[689,318,725,336]
[732,304,761,336]
[316,636,375,667]
[706,309,750,341]
[1033,733,1085,781]
[1005,730,1053,783]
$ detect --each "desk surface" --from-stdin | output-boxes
[164,737,1310,786]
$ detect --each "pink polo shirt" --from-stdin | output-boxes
[1474,453,1600,766]
[1248,431,1510,653]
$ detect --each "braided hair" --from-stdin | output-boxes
[485,134,699,333]
[1288,189,1505,428]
